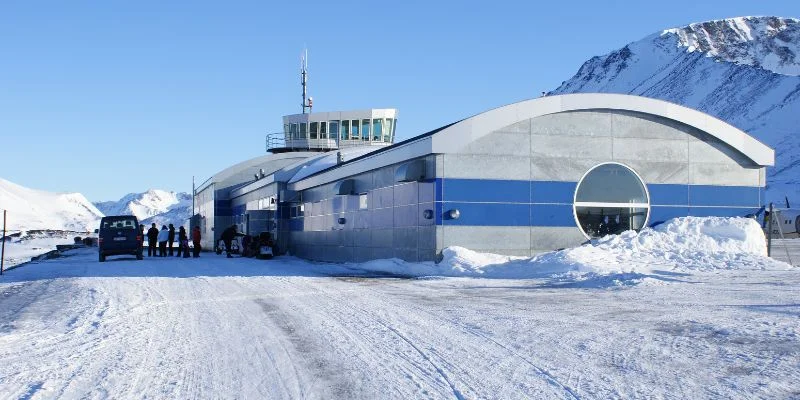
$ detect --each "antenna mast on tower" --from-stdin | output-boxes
[301,49,313,114]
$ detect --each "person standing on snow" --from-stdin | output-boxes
[167,224,176,256]
[157,225,169,257]
[176,226,188,258]
[147,223,159,257]
[192,226,202,258]
[220,225,243,258]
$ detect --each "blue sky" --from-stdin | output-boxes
[1,1,797,201]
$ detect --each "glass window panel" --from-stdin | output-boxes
[291,123,298,140]
[351,120,360,139]
[309,122,318,139]
[320,121,327,139]
[330,120,339,139]
[575,164,647,204]
[385,119,393,142]
[283,124,290,134]
[373,119,382,141]
[299,122,307,139]
[341,120,349,140]
[362,119,371,141]
[575,207,648,238]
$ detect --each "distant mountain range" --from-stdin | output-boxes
[0,178,191,233]
[0,178,103,232]
[551,16,800,203]
[94,189,192,228]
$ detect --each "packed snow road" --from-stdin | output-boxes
[0,249,798,399]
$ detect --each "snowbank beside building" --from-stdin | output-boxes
[351,217,791,282]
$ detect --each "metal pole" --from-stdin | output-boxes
[1,210,6,275]
[767,202,773,257]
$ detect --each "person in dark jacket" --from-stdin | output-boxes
[167,224,176,256]
[176,226,188,258]
[192,226,202,258]
[220,225,243,258]
[146,223,159,257]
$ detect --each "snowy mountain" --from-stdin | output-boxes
[94,190,192,228]
[0,178,103,232]
[551,16,800,202]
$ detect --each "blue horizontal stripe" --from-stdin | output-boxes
[649,206,690,226]
[532,204,575,226]
[689,185,760,207]
[648,184,688,205]
[441,202,530,226]
[532,181,576,204]
[442,178,530,203]
[688,207,762,218]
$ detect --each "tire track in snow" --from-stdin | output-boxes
[350,279,582,399]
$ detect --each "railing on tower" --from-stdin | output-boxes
[266,132,340,153]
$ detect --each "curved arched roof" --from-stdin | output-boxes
[430,93,774,166]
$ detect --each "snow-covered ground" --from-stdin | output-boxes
[1,231,85,269]
[0,218,798,398]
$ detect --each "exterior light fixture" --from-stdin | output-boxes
[445,209,460,220]
[337,217,346,225]
[423,209,434,220]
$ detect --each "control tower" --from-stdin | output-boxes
[266,50,397,153]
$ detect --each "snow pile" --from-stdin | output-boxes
[0,178,102,232]
[350,217,790,283]
[533,216,781,277]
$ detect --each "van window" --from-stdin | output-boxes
[101,217,137,229]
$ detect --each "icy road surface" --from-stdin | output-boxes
[0,249,798,399]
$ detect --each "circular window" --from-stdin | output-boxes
[573,163,650,238]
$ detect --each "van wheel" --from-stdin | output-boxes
[99,254,106,262]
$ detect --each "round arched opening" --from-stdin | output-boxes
[573,163,650,239]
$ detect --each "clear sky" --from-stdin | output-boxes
[1,1,797,201]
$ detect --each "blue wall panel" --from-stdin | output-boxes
[689,186,761,207]
[442,178,530,203]
[648,184,689,206]
[688,207,762,218]
[531,204,575,227]
[441,202,530,226]
[531,181,576,204]
[649,206,690,226]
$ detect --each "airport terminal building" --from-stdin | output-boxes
[193,93,774,262]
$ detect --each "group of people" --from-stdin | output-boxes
[140,223,202,258]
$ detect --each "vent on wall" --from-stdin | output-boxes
[395,159,426,182]
[334,179,355,195]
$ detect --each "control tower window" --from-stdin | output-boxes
[310,122,318,139]
[330,120,340,139]
[385,119,394,142]
[362,119,371,141]
[373,119,383,142]
[341,120,349,140]
[291,123,298,140]
[299,122,307,139]
[351,120,360,139]
[320,122,327,139]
